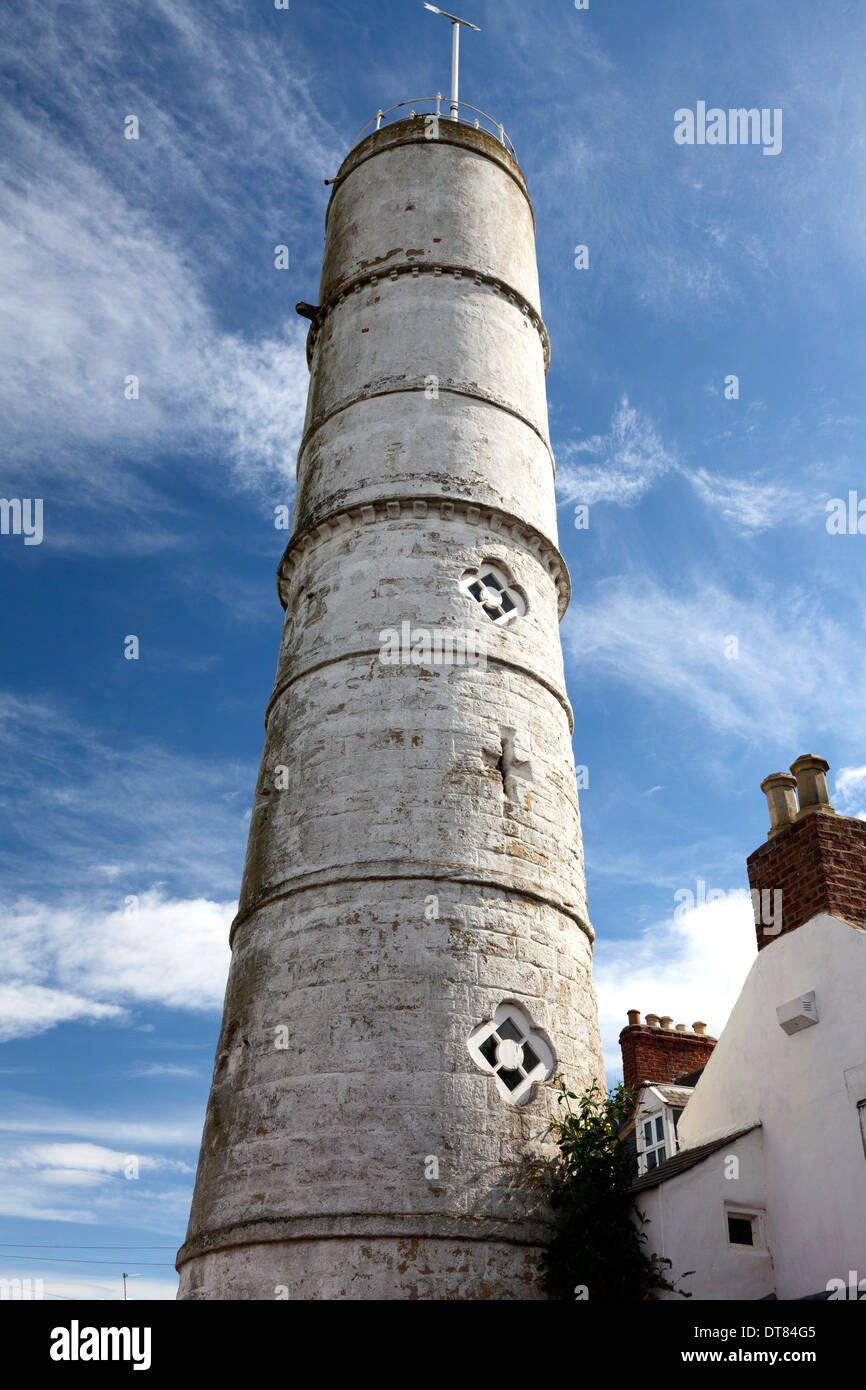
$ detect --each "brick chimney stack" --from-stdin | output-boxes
[618,1010,717,1094]
[749,754,866,952]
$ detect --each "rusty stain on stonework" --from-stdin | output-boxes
[356,247,403,271]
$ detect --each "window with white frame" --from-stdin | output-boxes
[726,1208,765,1250]
[635,1096,689,1175]
[641,1113,667,1170]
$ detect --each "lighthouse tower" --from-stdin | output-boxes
[177,102,605,1300]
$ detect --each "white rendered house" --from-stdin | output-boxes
[633,756,866,1301]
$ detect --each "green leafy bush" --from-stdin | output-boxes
[537,1078,690,1301]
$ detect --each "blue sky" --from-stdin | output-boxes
[2,0,865,1300]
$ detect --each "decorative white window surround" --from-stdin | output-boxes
[461,563,526,625]
[468,1002,553,1105]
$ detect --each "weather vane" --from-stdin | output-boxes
[423,4,481,121]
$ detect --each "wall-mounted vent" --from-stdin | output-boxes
[776,990,818,1035]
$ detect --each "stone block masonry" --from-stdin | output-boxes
[177,116,605,1301]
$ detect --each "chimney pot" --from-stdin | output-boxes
[618,1008,717,1092]
[626,1009,641,1027]
[760,772,799,837]
[790,755,833,816]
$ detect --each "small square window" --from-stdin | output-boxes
[479,1035,498,1067]
[656,1146,666,1164]
[647,1150,657,1170]
[655,1116,665,1142]
[728,1215,754,1247]
[522,1042,540,1073]
[643,1121,653,1145]
[498,1068,522,1092]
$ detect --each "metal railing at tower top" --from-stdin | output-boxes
[349,97,517,160]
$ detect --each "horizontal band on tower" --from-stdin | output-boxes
[262,645,574,735]
[325,117,536,233]
[229,865,593,948]
[176,1211,551,1271]
[297,380,555,475]
[303,261,550,373]
[278,493,571,619]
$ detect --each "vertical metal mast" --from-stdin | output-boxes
[423,4,481,120]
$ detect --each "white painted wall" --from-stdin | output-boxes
[638,1127,773,1301]
[672,912,866,1299]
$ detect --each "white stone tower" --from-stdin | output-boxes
[177,108,605,1301]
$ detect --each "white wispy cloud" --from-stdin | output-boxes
[556,398,677,507]
[0,1098,203,1148]
[564,574,866,746]
[0,892,233,1042]
[1,117,310,497]
[684,467,816,533]
[129,1063,201,1080]
[0,1099,201,1230]
[1,0,343,508]
[834,765,866,819]
[0,692,253,901]
[0,1159,194,1228]
[7,1143,192,1177]
[556,399,817,533]
[0,987,124,1044]
[594,894,757,1081]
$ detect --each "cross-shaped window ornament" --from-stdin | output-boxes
[468,1003,554,1105]
[461,563,526,624]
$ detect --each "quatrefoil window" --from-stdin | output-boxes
[468,1003,554,1105]
[461,563,526,626]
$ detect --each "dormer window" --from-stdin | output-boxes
[634,1086,693,1175]
[642,1114,667,1170]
